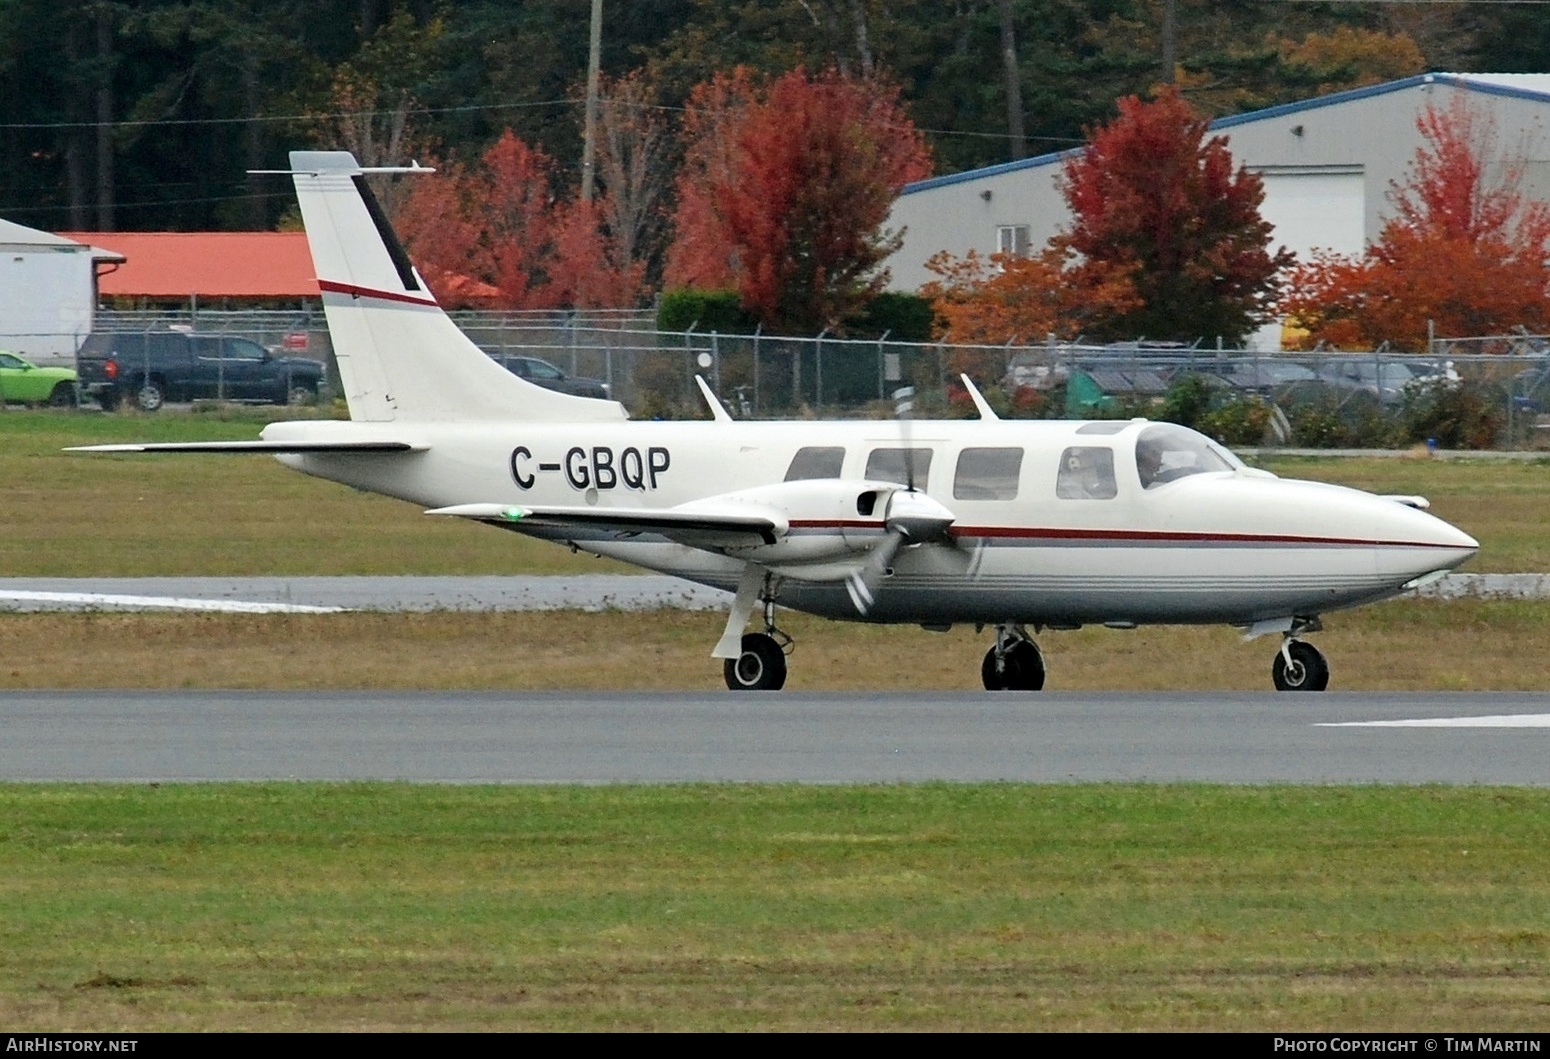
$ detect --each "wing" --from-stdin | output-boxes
[67,440,425,454]
[427,502,783,548]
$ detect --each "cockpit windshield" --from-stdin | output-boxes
[1134,424,1241,489]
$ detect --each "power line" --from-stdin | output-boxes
[0,98,578,133]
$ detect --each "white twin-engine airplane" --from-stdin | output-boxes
[77,151,1480,692]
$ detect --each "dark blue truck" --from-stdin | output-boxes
[76,330,328,411]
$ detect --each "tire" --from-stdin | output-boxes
[981,639,1046,691]
[48,382,75,408]
[723,632,788,691]
[1272,640,1329,692]
[133,378,165,413]
[286,384,316,407]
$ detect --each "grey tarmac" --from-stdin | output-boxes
[3,690,1548,784]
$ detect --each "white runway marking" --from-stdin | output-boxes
[0,590,345,615]
[1318,715,1550,728]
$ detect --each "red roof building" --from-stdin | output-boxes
[57,231,318,305]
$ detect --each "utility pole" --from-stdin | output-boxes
[580,0,603,201]
[1161,0,1177,84]
[999,0,1027,161]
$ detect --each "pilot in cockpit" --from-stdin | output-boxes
[1134,427,1215,489]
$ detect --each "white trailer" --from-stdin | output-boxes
[0,219,124,367]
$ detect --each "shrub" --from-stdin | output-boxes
[657,288,758,333]
[1199,394,1273,447]
[1398,379,1505,450]
[847,291,935,342]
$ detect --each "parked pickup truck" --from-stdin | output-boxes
[77,330,328,411]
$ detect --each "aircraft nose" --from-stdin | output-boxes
[1382,499,1478,573]
[1407,505,1478,554]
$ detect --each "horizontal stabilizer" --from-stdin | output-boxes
[67,440,424,454]
[427,502,782,547]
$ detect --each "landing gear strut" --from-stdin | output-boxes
[982,623,1045,691]
[723,596,792,691]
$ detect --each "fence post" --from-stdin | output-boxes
[876,330,890,402]
[753,323,762,416]
[814,329,827,410]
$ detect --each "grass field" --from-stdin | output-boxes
[5,598,1550,691]
[3,783,1549,1031]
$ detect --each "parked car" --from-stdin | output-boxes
[1313,357,1423,406]
[77,330,327,411]
[1207,359,1319,394]
[0,350,76,407]
[489,353,610,399]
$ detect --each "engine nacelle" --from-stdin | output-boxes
[677,478,896,569]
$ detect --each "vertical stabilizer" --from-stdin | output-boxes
[289,150,626,424]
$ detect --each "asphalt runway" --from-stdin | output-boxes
[3,690,1548,784]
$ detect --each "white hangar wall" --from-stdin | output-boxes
[886,74,1550,304]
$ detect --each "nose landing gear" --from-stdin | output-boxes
[1272,634,1329,692]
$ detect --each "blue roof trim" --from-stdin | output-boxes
[901,73,1550,197]
[902,146,1077,194]
[1206,73,1435,131]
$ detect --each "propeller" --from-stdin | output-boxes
[845,385,955,615]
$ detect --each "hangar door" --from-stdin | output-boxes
[1255,167,1366,260]
[1248,168,1365,351]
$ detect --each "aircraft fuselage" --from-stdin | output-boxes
[267,415,1478,628]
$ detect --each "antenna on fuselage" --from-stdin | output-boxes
[958,373,1001,421]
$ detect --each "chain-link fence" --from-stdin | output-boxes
[40,310,1550,449]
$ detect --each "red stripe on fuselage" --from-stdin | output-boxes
[785,520,1459,550]
[318,279,439,307]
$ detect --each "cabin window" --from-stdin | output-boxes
[865,448,932,490]
[784,446,846,481]
[953,447,1023,501]
[1134,424,1238,489]
[1056,446,1117,499]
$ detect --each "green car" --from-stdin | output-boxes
[0,351,76,407]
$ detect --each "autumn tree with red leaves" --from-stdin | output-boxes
[666,67,931,333]
[395,129,644,310]
[922,88,1288,346]
[1280,96,1550,350]
[1058,87,1293,343]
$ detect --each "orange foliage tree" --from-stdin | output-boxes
[920,247,1139,345]
[395,130,644,309]
[665,67,932,333]
[1280,96,1550,350]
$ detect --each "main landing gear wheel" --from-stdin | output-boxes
[1272,639,1329,692]
[724,632,788,691]
[982,638,1045,691]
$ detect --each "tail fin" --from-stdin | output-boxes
[289,150,626,424]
